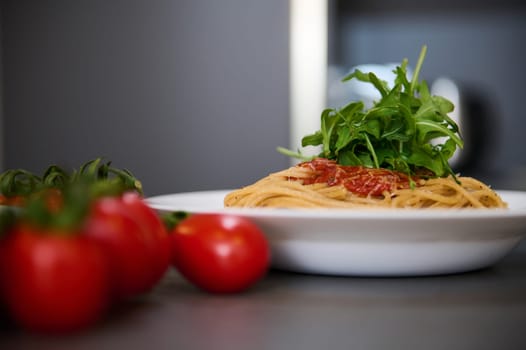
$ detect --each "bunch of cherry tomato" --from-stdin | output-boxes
[0,159,270,333]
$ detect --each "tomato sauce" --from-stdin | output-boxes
[295,158,415,197]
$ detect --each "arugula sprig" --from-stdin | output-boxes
[279,45,463,179]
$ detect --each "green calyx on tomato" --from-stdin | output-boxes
[0,158,144,233]
[0,157,142,205]
[161,211,190,231]
[21,183,91,233]
[71,158,143,196]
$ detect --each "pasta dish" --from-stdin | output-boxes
[224,158,506,209]
[224,46,506,210]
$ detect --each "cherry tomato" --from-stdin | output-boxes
[83,193,169,300]
[0,207,16,305]
[0,236,7,308]
[120,192,171,287]
[1,225,110,333]
[170,214,270,293]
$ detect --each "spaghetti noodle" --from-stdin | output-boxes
[224,159,506,209]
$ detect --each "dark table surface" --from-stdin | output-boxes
[2,241,526,350]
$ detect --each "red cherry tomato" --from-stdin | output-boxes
[0,234,9,309]
[83,193,169,300]
[1,225,110,333]
[170,214,270,293]
[120,192,171,286]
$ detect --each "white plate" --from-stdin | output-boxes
[147,190,526,276]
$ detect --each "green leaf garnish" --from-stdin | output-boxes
[278,45,463,179]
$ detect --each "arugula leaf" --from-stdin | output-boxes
[278,45,464,178]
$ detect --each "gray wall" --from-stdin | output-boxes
[1,0,290,196]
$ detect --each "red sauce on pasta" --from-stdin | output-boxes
[296,158,415,197]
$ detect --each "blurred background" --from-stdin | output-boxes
[0,0,525,196]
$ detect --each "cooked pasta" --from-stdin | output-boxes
[224,159,506,209]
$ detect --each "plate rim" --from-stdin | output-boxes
[146,189,526,220]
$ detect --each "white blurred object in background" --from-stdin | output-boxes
[289,0,328,162]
